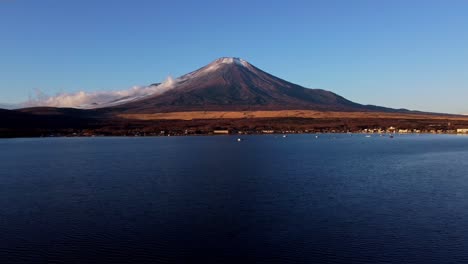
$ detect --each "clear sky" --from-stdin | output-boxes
[1,0,467,113]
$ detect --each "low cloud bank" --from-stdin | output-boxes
[17,76,176,109]
[0,103,16,110]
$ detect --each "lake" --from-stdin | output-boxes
[1,134,468,263]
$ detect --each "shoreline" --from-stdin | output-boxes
[2,132,467,140]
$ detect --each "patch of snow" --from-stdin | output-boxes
[182,57,252,78]
[202,62,222,73]
[215,57,250,67]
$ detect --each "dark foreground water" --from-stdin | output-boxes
[1,134,468,263]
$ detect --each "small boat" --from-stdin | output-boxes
[365,135,371,138]
[237,138,242,142]
[283,135,287,138]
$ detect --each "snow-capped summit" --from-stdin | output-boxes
[212,57,250,67]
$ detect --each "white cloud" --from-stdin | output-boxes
[20,76,176,109]
[0,103,16,109]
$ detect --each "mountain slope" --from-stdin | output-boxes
[105,57,393,114]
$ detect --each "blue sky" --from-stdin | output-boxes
[1,0,467,113]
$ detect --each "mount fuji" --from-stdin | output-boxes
[103,57,398,114]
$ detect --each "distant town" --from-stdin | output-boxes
[27,126,468,138]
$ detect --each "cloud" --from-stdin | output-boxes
[20,76,176,109]
[0,103,16,109]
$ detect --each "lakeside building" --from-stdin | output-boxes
[213,130,230,134]
[457,128,468,134]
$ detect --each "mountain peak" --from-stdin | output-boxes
[187,57,253,77]
[212,57,250,67]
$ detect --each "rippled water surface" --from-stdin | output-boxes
[1,134,468,263]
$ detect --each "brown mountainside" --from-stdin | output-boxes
[105,57,399,114]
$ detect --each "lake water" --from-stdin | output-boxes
[1,134,468,263]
